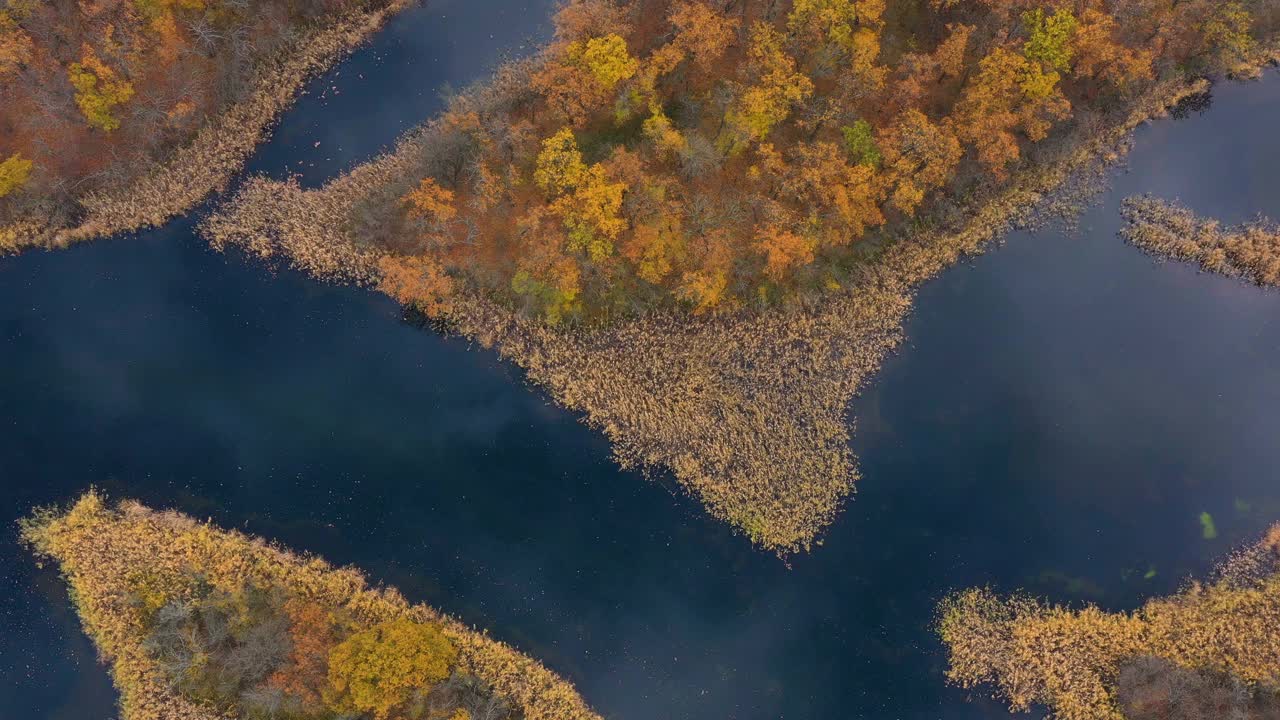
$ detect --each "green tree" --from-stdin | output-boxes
[325,619,457,719]
[841,120,881,167]
[1022,8,1077,73]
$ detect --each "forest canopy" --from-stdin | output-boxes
[362,0,1278,323]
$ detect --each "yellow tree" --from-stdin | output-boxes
[722,23,814,153]
[0,153,33,197]
[535,128,627,261]
[951,46,1070,177]
[324,619,457,719]
[533,33,637,125]
[787,0,885,79]
[67,46,135,132]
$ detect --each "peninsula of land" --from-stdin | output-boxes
[22,491,599,720]
[0,0,413,252]
[939,525,1280,720]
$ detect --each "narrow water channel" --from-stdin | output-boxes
[2,4,1279,718]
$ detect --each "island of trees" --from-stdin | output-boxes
[939,525,1280,720]
[1121,195,1280,286]
[206,0,1280,553]
[0,0,411,251]
[22,490,598,720]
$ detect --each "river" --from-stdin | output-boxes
[2,3,1279,718]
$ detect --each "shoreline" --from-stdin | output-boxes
[0,0,416,255]
[205,49,1277,554]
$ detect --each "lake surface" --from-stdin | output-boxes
[3,2,1280,717]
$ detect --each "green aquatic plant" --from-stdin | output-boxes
[1200,511,1218,540]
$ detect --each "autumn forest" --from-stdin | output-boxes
[364,0,1275,322]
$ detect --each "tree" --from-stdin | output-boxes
[565,33,638,90]
[756,224,816,281]
[669,0,737,74]
[266,599,342,713]
[1021,8,1077,74]
[0,153,33,197]
[951,46,1071,176]
[67,46,136,132]
[325,619,458,720]
[1199,2,1254,70]
[377,254,457,317]
[722,23,814,153]
[784,141,883,245]
[1071,8,1153,91]
[878,109,962,216]
[935,23,974,79]
[0,11,33,77]
[534,128,588,195]
[534,128,628,260]
[841,120,881,167]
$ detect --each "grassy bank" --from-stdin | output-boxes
[0,0,414,254]
[21,490,600,720]
[938,525,1280,720]
[1121,194,1280,286]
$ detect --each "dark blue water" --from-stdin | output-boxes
[3,4,1280,717]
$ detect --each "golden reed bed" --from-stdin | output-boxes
[22,491,599,720]
[939,525,1280,720]
[1121,194,1280,286]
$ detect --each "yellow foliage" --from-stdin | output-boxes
[67,46,135,132]
[325,618,457,719]
[534,127,588,195]
[723,23,814,151]
[565,33,637,90]
[0,152,33,197]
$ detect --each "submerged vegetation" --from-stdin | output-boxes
[205,0,1280,553]
[1121,195,1280,286]
[938,525,1280,720]
[21,490,599,720]
[0,0,411,252]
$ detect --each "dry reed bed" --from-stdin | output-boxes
[0,0,414,255]
[21,490,599,720]
[1121,194,1280,285]
[938,525,1280,720]
[203,47,1277,553]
